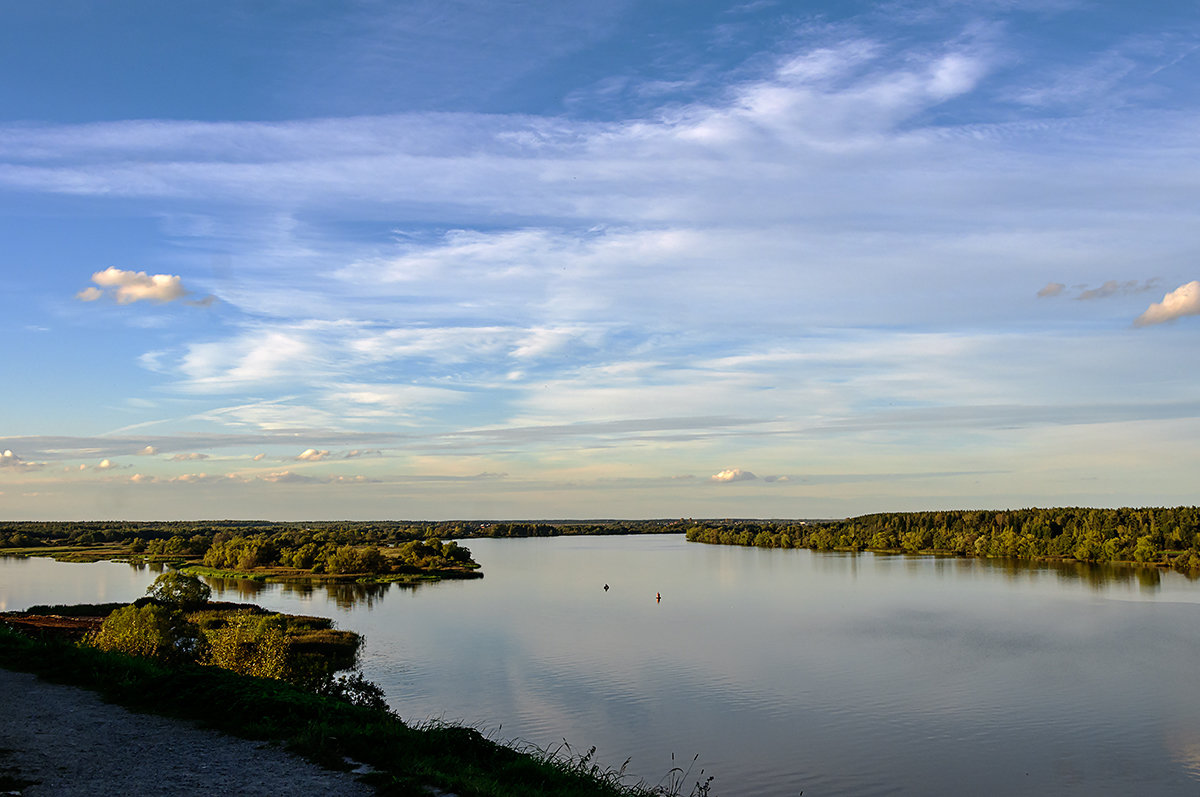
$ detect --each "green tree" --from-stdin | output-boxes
[146,571,212,609]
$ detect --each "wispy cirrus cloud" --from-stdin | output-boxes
[1075,279,1158,301]
[0,34,992,221]
[1009,33,1200,112]
[1036,279,1158,301]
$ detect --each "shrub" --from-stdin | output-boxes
[203,612,290,680]
[87,604,203,663]
[316,670,390,711]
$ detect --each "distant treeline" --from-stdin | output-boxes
[685,507,1200,570]
[0,518,690,551]
[0,520,691,579]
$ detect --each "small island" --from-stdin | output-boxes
[0,522,482,585]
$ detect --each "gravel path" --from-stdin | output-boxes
[0,668,374,796]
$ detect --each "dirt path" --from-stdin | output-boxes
[0,667,374,796]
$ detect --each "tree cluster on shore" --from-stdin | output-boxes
[685,506,1200,570]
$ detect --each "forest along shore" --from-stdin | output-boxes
[684,507,1200,572]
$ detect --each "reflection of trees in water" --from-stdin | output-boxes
[1051,559,1166,592]
[202,576,267,601]
[322,581,392,610]
[124,568,417,607]
[279,581,316,599]
[841,552,1176,594]
[126,561,168,575]
[187,576,400,609]
[976,556,1166,593]
[804,550,1178,594]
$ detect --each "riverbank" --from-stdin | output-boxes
[0,622,681,797]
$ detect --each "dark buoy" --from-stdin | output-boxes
[604,584,609,591]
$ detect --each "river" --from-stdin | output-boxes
[5,534,1200,795]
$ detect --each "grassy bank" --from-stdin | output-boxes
[0,623,706,797]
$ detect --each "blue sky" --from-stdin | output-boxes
[2,0,1198,520]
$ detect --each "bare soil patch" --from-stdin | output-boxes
[0,668,373,796]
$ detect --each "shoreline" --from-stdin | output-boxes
[0,619,677,797]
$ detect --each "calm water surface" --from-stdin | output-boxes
[5,534,1200,796]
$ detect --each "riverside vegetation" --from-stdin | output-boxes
[6,509,1200,575]
[0,571,715,797]
[685,506,1200,571]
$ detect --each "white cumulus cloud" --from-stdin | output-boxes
[1135,281,1200,327]
[169,473,215,484]
[711,468,757,482]
[0,450,42,470]
[170,452,209,461]
[296,448,330,461]
[81,267,189,304]
[262,470,322,483]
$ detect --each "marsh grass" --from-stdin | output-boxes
[23,602,130,617]
[657,753,715,797]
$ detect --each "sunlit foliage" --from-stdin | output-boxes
[87,604,202,662]
[202,612,290,679]
[685,507,1200,571]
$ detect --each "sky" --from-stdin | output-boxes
[1,0,1198,521]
